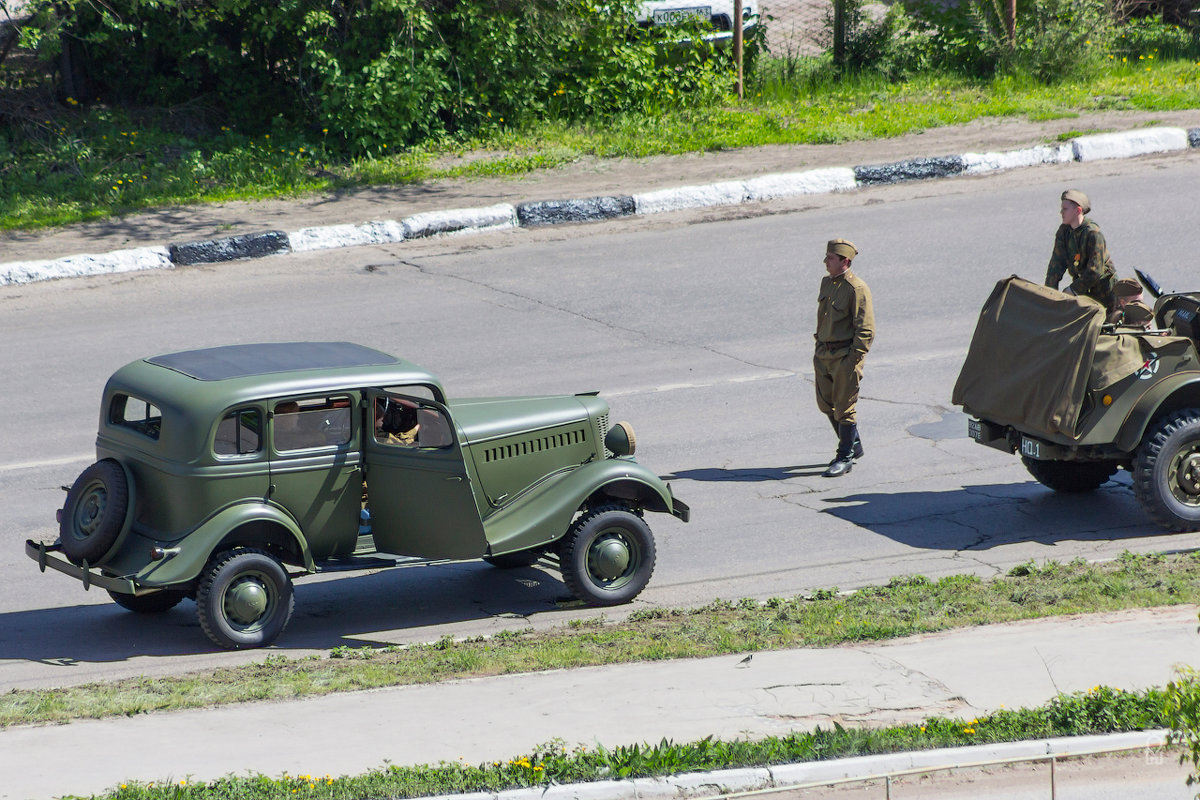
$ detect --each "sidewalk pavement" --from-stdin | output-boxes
[2,110,1199,285]
[1,606,1196,800]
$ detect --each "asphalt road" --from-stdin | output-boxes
[3,152,1200,691]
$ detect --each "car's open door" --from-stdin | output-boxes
[362,389,487,559]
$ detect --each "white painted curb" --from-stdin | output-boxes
[289,220,405,252]
[633,181,750,215]
[744,167,857,200]
[0,246,172,286]
[1072,126,1188,161]
[402,203,517,238]
[962,143,1074,174]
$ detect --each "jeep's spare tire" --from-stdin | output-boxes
[60,460,129,566]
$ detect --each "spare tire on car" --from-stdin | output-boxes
[60,459,129,565]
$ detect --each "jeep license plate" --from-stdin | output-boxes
[968,419,982,442]
[653,6,711,23]
[1020,436,1041,459]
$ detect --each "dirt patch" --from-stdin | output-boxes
[2,108,1198,264]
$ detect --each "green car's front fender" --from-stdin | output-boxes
[482,458,687,556]
[128,502,313,588]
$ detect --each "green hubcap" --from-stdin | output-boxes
[1171,448,1200,503]
[72,485,107,540]
[587,531,635,584]
[224,576,273,628]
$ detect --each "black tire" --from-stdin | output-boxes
[108,589,187,614]
[1021,457,1119,493]
[558,505,656,606]
[483,549,544,569]
[1133,410,1200,532]
[60,460,129,566]
[196,549,294,649]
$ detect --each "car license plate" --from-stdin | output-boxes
[1020,437,1041,459]
[653,6,711,24]
[968,419,982,442]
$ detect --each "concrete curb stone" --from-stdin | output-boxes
[168,230,290,266]
[3,126,1198,286]
[516,196,637,227]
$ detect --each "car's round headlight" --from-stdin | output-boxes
[605,421,637,456]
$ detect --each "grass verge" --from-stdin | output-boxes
[82,685,1175,800]
[4,551,1198,730]
[3,61,1199,231]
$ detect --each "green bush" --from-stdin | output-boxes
[1111,17,1200,60]
[16,0,729,153]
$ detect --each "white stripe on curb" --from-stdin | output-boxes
[744,167,857,200]
[0,246,172,286]
[289,220,405,253]
[1072,126,1188,161]
[633,180,750,215]
[402,203,517,239]
[962,143,1074,174]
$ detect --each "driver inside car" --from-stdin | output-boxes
[375,396,420,446]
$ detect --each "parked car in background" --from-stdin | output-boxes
[636,0,758,44]
[28,342,689,649]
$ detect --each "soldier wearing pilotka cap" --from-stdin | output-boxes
[1046,189,1118,313]
[814,238,874,478]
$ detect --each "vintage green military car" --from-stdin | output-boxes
[954,274,1200,532]
[27,342,689,649]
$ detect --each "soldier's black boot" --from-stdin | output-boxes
[823,424,857,477]
[828,419,864,460]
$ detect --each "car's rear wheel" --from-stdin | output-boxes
[1021,457,1119,493]
[60,460,129,566]
[558,505,655,606]
[196,549,294,649]
[108,588,187,614]
[1133,410,1200,531]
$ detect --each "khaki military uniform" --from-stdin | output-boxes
[1046,219,1116,312]
[814,269,874,426]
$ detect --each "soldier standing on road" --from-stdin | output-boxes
[814,238,874,478]
[1045,189,1117,313]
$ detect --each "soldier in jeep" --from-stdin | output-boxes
[1045,188,1118,313]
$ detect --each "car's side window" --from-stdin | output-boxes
[374,393,452,449]
[109,394,162,440]
[214,408,262,457]
[274,396,353,452]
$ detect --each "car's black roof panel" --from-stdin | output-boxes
[146,342,399,381]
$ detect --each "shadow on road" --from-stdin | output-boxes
[818,477,1176,550]
[662,465,830,481]
[0,561,569,667]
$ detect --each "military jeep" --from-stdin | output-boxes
[26,342,689,649]
[954,274,1200,532]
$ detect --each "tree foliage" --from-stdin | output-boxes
[17,0,728,152]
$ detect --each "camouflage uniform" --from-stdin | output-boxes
[814,269,874,425]
[1045,219,1116,312]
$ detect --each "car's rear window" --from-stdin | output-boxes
[109,394,162,440]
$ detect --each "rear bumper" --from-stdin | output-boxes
[25,539,136,594]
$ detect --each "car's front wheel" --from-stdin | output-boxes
[1021,457,1118,493]
[108,588,187,614]
[1133,410,1200,531]
[196,549,294,649]
[558,505,656,606]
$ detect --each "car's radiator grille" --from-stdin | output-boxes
[482,426,589,463]
[598,413,611,457]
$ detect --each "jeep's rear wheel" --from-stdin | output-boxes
[558,506,655,606]
[1021,457,1119,493]
[1133,410,1200,531]
[108,589,187,614]
[196,549,294,649]
[60,460,129,566]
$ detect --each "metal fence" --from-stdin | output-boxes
[758,0,836,58]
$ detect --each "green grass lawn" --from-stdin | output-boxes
[2,61,1198,232]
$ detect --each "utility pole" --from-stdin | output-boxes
[734,0,743,99]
